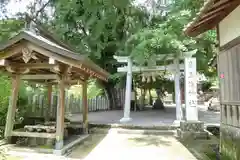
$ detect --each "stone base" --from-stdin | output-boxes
[180,120,204,132]
[177,129,208,140]
[119,117,132,123]
[53,149,62,156]
[173,120,181,127]
[177,120,208,140]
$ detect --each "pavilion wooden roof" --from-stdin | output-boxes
[184,0,240,37]
[0,30,109,83]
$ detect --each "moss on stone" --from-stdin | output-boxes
[221,124,240,160]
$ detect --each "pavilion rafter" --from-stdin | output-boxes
[184,0,240,36]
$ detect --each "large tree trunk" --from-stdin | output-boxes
[139,88,146,110]
[152,89,165,110]
[104,84,119,110]
[101,81,124,110]
[149,89,153,105]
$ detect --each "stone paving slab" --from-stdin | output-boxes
[67,105,220,127]
[84,128,197,160]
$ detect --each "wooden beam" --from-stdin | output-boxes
[26,43,107,81]
[185,0,240,36]
[5,66,16,73]
[5,66,30,74]
[11,63,59,69]
[4,74,21,140]
[190,9,232,36]
[200,0,236,20]
[51,79,84,85]
[184,0,215,34]
[0,43,26,59]
[210,0,236,11]
[55,76,66,150]
[82,80,88,134]
[0,59,9,66]
[49,58,55,64]
[117,64,185,73]
[2,61,61,74]
[11,131,56,139]
[21,74,59,80]
[192,0,239,29]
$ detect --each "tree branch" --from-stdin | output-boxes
[33,0,52,20]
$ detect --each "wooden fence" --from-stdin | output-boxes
[26,93,110,117]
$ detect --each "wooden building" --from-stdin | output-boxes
[0,29,109,154]
[184,0,240,159]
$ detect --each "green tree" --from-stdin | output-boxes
[124,0,217,77]
[26,0,152,109]
[0,0,217,110]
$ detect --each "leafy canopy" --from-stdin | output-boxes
[123,0,217,77]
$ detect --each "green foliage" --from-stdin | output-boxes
[0,75,11,125]
[69,80,103,98]
[0,18,26,126]
[0,18,25,42]
[0,0,218,111]
[42,0,151,84]
[0,75,28,125]
[124,0,217,77]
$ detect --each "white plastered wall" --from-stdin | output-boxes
[219,5,240,46]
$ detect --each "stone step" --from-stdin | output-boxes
[89,123,178,130]
[115,128,176,135]
[90,128,176,136]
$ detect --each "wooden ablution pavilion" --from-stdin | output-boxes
[0,23,109,155]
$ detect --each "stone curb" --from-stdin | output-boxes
[89,123,179,130]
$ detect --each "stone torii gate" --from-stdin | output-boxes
[114,50,198,124]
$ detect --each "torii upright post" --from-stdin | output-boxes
[120,57,133,122]
[174,57,182,123]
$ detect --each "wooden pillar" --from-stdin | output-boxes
[82,80,88,134]
[46,84,52,122]
[55,77,65,150]
[4,74,21,140]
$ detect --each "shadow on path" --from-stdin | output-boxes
[128,135,172,147]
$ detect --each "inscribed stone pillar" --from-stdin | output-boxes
[184,57,198,121]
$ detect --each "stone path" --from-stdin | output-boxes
[5,129,197,160]
[79,129,197,160]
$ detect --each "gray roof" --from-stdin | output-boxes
[0,30,109,79]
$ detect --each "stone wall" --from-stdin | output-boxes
[221,123,240,160]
